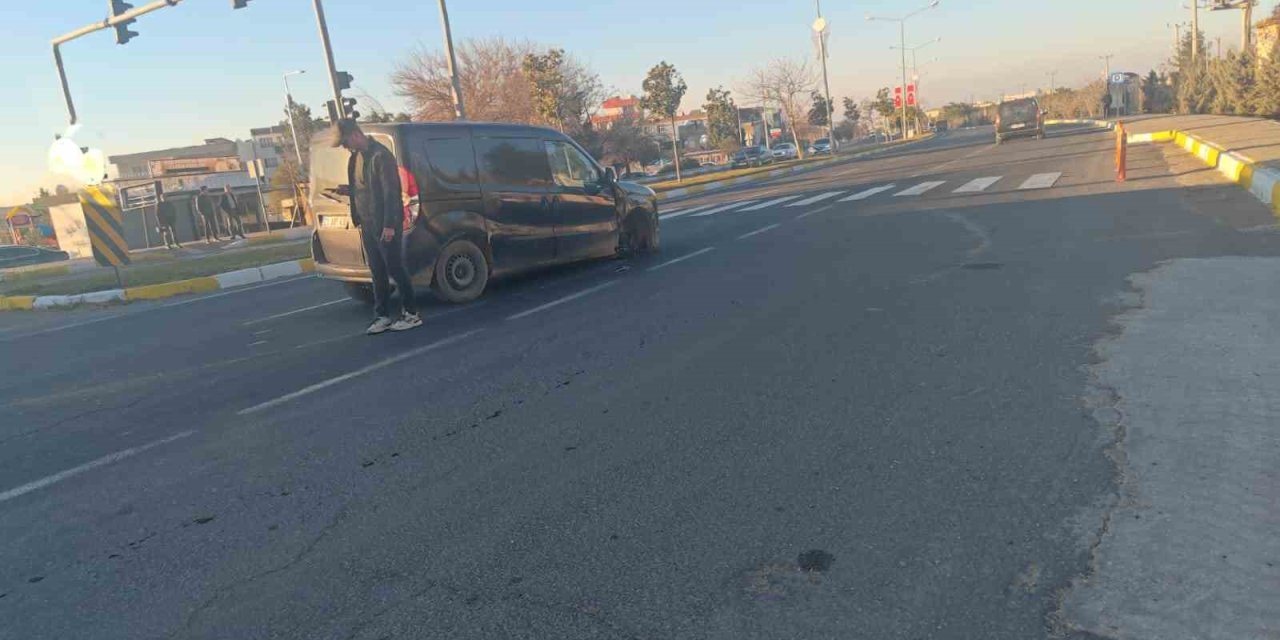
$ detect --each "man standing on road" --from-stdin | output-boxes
[195,186,221,243]
[333,118,421,334]
[219,185,247,240]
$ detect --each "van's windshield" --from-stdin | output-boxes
[999,100,1037,121]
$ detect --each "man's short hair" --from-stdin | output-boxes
[331,118,361,147]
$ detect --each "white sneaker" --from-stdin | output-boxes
[390,312,423,332]
[366,316,393,335]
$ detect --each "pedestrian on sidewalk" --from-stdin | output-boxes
[333,118,421,334]
[195,186,221,243]
[157,193,182,249]
[219,185,247,240]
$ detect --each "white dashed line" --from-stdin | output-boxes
[243,298,351,326]
[692,201,757,217]
[952,176,1003,193]
[0,430,196,504]
[739,195,802,211]
[1018,172,1062,190]
[787,191,845,207]
[660,203,717,219]
[238,330,481,415]
[647,247,715,272]
[737,223,782,239]
[894,181,946,197]
[248,340,268,347]
[506,281,619,320]
[839,185,896,201]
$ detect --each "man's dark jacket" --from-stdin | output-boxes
[346,140,402,232]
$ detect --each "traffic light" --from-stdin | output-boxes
[336,71,354,91]
[109,0,139,45]
[231,0,251,7]
[342,97,359,121]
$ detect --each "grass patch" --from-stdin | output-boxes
[1,243,310,297]
[649,158,826,192]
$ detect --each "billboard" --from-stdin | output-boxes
[148,156,243,177]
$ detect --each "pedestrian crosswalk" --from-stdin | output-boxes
[660,170,1070,220]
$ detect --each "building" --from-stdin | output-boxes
[590,95,642,130]
[1256,15,1280,61]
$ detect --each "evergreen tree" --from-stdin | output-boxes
[1252,48,1280,117]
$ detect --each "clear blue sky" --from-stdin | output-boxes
[0,0,1250,204]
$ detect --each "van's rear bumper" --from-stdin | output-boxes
[315,261,373,283]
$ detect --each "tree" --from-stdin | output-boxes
[598,114,660,170]
[522,48,567,130]
[1141,70,1174,114]
[1253,48,1280,117]
[842,96,858,122]
[741,58,819,158]
[808,92,831,126]
[640,61,688,181]
[393,37,538,123]
[1208,50,1255,115]
[362,111,412,123]
[872,87,898,128]
[703,87,740,150]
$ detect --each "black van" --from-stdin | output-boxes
[309,122,661,304]
[994,97,1045,144]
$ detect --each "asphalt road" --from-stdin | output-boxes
[2,124,1277,639]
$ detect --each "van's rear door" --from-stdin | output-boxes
[310,131,401,271]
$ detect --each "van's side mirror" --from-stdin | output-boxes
[603,166,618,183]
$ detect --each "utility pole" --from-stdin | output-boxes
[437,0,466,119]
[1191,0,1200,62]
[1208,1,1257,53]
[813,1,835,149]
[1100,54,1114,118]
[867,1,939,141]
[310,0,344,118]
[1048,70,1057,95]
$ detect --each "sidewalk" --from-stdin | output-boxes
[1120,114,1280,168]
[0,226,312,284]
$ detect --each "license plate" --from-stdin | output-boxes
[321,215,349,229]
[1010,123,1026,130]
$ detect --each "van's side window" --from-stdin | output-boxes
[473,137,552,188]
[407,133,480,195]
[543,141,599,189]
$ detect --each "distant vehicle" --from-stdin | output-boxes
[310,122,660,304]
[933,121,949,132]
[0,245,69,270]
[808,138,833,155]
[995,97,1044,144]
[771,143,798,160]
[730,146,774,168]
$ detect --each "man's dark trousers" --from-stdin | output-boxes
[361,227,416,319]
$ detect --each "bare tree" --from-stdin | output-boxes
[740,58,818,159]
[392,37,603,135]
[392,37,538,123]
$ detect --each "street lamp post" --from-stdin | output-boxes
[438,0,466,119]
[813,0,835,150]
[893,38,940,137]
[1100,53,1114,118]
[1048,70,1057,95]
[867,1,940,140]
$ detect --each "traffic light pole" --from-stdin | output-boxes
[311,0,345,119]
[50,0,187,125]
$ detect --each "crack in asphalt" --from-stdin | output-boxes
[0,393,149,445]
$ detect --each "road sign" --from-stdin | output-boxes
[120,181,161,211]
[1110,73,1125,85]
[79,185,131,267]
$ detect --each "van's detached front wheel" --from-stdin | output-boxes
[434,239,489,304]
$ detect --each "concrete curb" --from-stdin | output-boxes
[0,258,315,311]
[653,135,937,203]
[1121,121,1280,217]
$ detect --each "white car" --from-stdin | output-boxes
[771,143,798,160]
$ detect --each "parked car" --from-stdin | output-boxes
[310,122,661,304]
[994,97,1045,144]
[654,158,701,175]
[730,146,774,168]
[0,245,69,270]
[771,143,798,160]
[807,138,832,155]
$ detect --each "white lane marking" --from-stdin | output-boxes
[796,204,836,220]
[506,281,620,321]
[660,203,717,219]
[787,191,844,207]
[0,430,196,504]
[647,247,715,272]
[1018,172,1062,190]
[242,297,350,326]
[161,274,315,308]
[253,329,272,336]
[238,330,481,415]
[952,176,1003,193]
[737,223,782,240]
[248,340,268,347]
[691,200,758,217]
[738,195,802,211]
[839,185,896,201]
[894,181,946,197]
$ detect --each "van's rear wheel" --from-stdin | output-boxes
[434,239,489,304]
[344,282,374,306]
